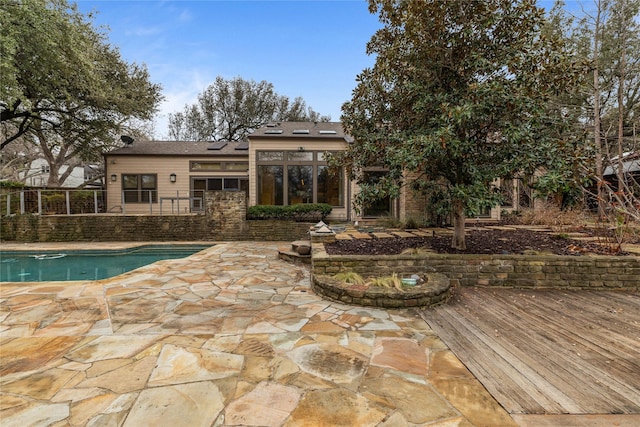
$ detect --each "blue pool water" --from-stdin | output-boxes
[0,244,213,282]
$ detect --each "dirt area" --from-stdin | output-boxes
[324,227,636,256]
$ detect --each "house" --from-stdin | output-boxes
[103,121,502,223]
[20,158,101,188]
[604,151,640,188]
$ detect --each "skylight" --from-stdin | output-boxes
[235,141,249,150]
[207,142,228,150]
[318,130,337,134]
[293,129,310,134]
[265,130,283,134]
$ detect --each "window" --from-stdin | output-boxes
[363,171,390,217]
[191,162,223,171]
[258,151,284,161]
[190,161,248,171]
[122,174,157,203]
[287,152,313,162]
[256,150,343,206]
[226,162,249,171]
[317,165,343,206]
[258,166,284,205]
[288,165,313,204]
[208,178,223,190]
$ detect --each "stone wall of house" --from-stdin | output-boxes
[311,244,640,290]
[398,171,430,224]
[0,191,311,242]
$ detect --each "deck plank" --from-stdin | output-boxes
[466,292,638,413]
[420,288,640,415]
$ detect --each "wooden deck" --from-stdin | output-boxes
[420,288,640,415]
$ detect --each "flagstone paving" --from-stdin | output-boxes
[0,242,516,427]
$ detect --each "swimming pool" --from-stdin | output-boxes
[0,244,213,282]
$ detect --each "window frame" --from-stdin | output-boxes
[256,150,343,207]
[190,161,249,172]
[122,173,157,203]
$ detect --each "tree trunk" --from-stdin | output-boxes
[616,0,627,196]
[593,1,606,219]
[451,199,466,250]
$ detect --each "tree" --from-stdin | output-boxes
[0,137,38,183]
[168,76,330,141]
[1,0,163,185]
[337,0,578,249]
[561,0,640,214]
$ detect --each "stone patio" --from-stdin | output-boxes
[1,242,514,426]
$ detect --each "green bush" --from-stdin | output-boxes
[247,203,332,221]
[70,190,95,213]
[42,192,66,214]
[0,181,26,189]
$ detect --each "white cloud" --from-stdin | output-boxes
[177,9,192,24]
[126,26,163,37]
[152,68,217,139]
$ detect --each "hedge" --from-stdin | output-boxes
[247,203,332,221]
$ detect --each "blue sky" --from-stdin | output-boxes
[75,0,382,138]
[74,0,582,139]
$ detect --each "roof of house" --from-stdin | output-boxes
[249,121,353,142]
[604,151,640,176]
[104,140,249,157]
[104,122,352,157]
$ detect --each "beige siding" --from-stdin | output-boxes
[105,155,248,214]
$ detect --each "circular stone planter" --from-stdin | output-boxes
[311,273,451,308]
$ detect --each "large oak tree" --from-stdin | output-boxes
[1,0,162,185]
[337,0,578,249]
[168,76,330,142]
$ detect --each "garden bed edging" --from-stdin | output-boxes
[311,242,640,291]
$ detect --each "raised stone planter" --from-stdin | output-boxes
[311,241,640,290]
[312,273,451,308]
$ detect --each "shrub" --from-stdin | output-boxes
[70,190,95,213]
[0,181,26,189]
[515,203,591,230]
[367,273,403,290]
[403,216,421,230]
[42,192,66,213]
[247,203,332,221]
[333,272,365,285]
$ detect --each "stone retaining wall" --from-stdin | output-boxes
[0,191,312,242]
[0,214,312,242]
[312,244,640,290]
[312,273,451,308]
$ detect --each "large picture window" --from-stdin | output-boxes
[256,151,343,206]
[258,166,284,205]
[317,165,343,206]
[287,165,313,204]
[122,174,157,203]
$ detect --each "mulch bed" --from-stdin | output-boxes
[324,228,632,256]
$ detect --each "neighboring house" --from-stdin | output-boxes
[103,121,503,222]
[604,151,640,186]
[20,158,101,188]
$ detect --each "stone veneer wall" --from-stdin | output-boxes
[0,191,311,242]
[311,243,640,290]
[312,273,451,308]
